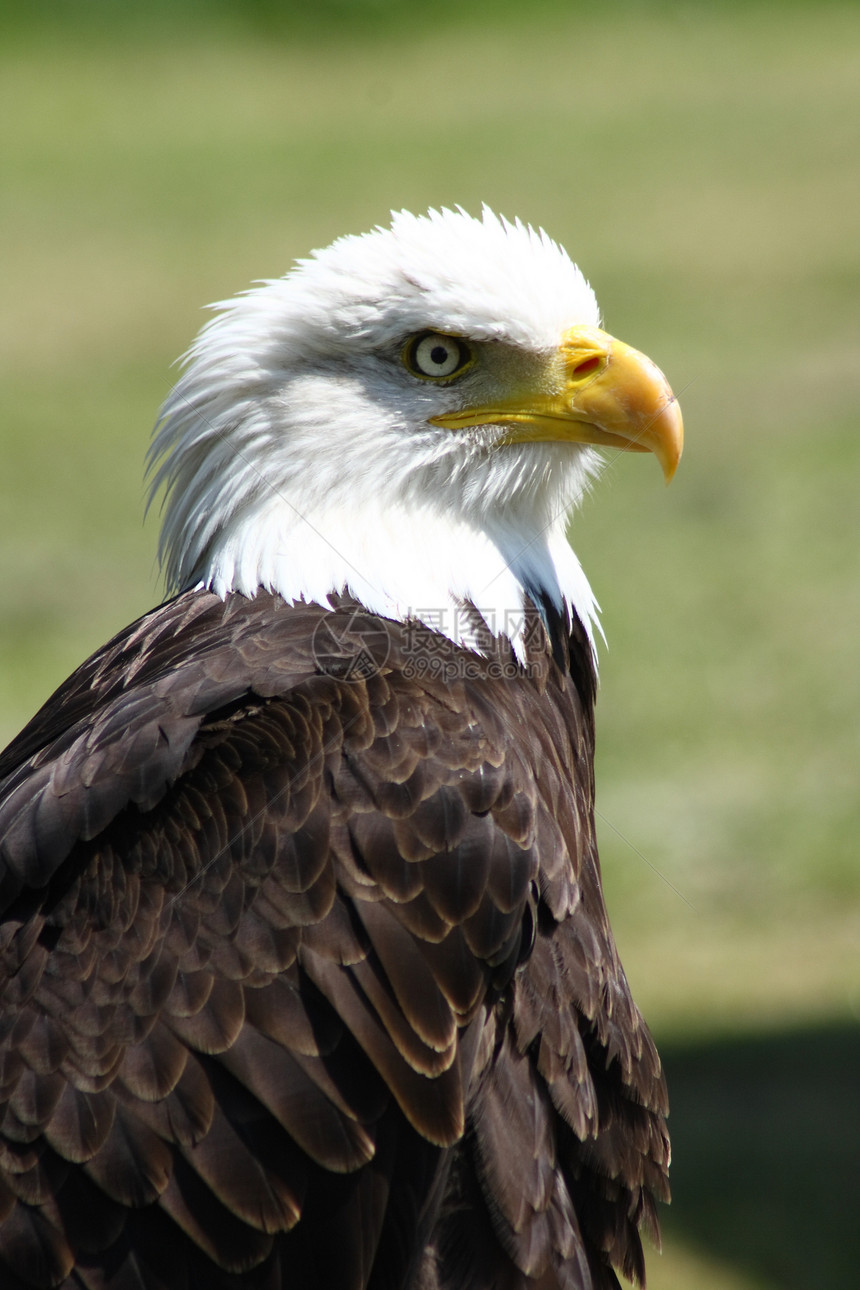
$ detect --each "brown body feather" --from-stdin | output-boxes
[0,589,669,1290]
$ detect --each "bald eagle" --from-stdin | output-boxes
[0,208,682,1290]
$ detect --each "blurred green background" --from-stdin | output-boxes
[1,2,858,1286]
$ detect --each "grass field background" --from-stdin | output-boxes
[1,3,858,1286]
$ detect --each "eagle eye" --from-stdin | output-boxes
[403,332,474,382]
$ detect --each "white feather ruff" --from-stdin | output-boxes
[148,207,604,661]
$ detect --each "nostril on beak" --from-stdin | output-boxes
[570,355,603,380]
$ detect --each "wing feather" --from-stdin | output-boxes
[0,590,669,1289]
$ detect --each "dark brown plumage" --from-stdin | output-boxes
[0,589,669,1290]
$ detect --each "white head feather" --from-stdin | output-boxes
[148,207,604,660]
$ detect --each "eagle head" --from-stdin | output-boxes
[149,207,682,657]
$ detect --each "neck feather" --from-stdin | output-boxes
[183,493,598,664]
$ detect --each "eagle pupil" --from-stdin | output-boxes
[431,345,449,367]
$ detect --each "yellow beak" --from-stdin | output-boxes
[429,325,684,483]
